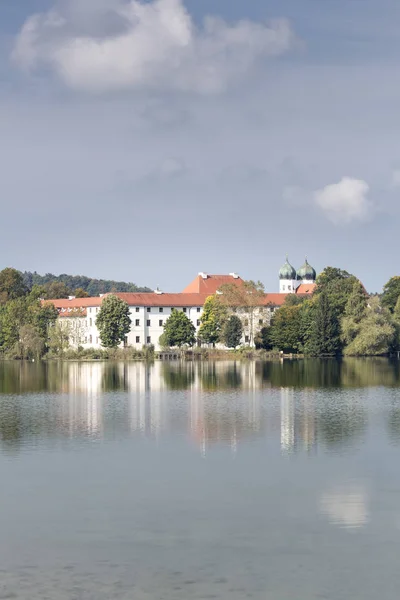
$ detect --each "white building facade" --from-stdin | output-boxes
[52,265,316,351]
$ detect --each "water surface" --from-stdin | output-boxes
[1,358,400,599]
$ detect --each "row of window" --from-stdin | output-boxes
[135,336,151,344]
[134,319,201,327]
[135,307,201,313]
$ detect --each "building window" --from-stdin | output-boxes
[197,320,200,326]
[90,318,92,326]
[89,307,91,313]
[288,285,291,291]
[147,336,151,344]
[135,319,140,326]
[244,319,249,326]
[245,335,249,343]
[136,336,140,343]
[89,335,92,344]
[183,307,187,313]
[159,320,163,327]
[197,307,201,313]
[96,337,99,344]
[282,285,285,291]
[147,319,150,326]
[147,307,151,313]
[259,319,263,325]
[159,307,164,313]
[136,307,139,312]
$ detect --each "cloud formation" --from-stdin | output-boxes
[314,177,372,224]
[12,0,295,94]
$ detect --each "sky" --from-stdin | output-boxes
[1,0,400,293]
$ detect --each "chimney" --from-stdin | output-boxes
[229,272,239,279]
[154,287,163,295]
[68,296,76,300]
[198,272,208,279]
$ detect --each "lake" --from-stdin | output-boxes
[1,358,400,599]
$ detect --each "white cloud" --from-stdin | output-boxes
[12,0,295,94]
[314,177,372,224]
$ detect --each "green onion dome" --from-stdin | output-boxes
[297,258,316,281]
[279,256,297,280]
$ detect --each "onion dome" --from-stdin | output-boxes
[279,256,297,280]
[297,258,316,281]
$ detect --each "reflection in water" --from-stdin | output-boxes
[0,359,399,454]
[319,484,369,530]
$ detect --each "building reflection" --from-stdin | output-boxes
[0,360,379,454]
[280,388,317,455]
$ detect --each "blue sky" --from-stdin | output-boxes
[0,0,399,292]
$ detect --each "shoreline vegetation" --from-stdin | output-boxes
[2,266,400,361]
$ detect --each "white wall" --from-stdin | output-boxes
[60,302,274,350]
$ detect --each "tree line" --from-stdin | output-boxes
[22,271,152,298]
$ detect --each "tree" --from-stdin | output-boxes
[163,310,196,347]
[17,324,44,360]
[28,301,59,342]
[74,288,89,298]
[0,298,28,352]
[382,276,400,312]
[96,295,131,348]
[341,280,368,347]
[48,321,71,357]
[270,304,302,352]
[305,291,341,356]
[315,266,357,315]
[222,315,243,348]
[218,280,266,346]
[198,295,227,346]
[43,281,71,299]
[344,297,395,356]
[0,268,27,305]
[255,326,273,350]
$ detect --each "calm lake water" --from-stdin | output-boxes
[1,358,400,599]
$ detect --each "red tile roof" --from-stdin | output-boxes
[296,283,317,294]
[182,274,244,294]
[115,292,208,307]
[43,275,315,314]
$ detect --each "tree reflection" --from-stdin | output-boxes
[162,363,195,390]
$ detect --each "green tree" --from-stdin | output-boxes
[17,324,44,360]
[270,304,302,352]
[382,276,400,312]
[163,310,196,347]
[43,281,71,299]
[0,298,28,352]
[28,301,59,345]
[0,268,27,305]
[315,266,357,315]
[198,295,227,346]
[341,279,368,347]
[219,280,266,346]
[96,295,131,348]
[306,291,341,356]
[255,326,273,350]
[48,322,71,357]
[222,315,243,348]
[74,288,89,298]
[344,297,395,356]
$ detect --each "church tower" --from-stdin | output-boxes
[296,258,316,285]
[279,256,297,294]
